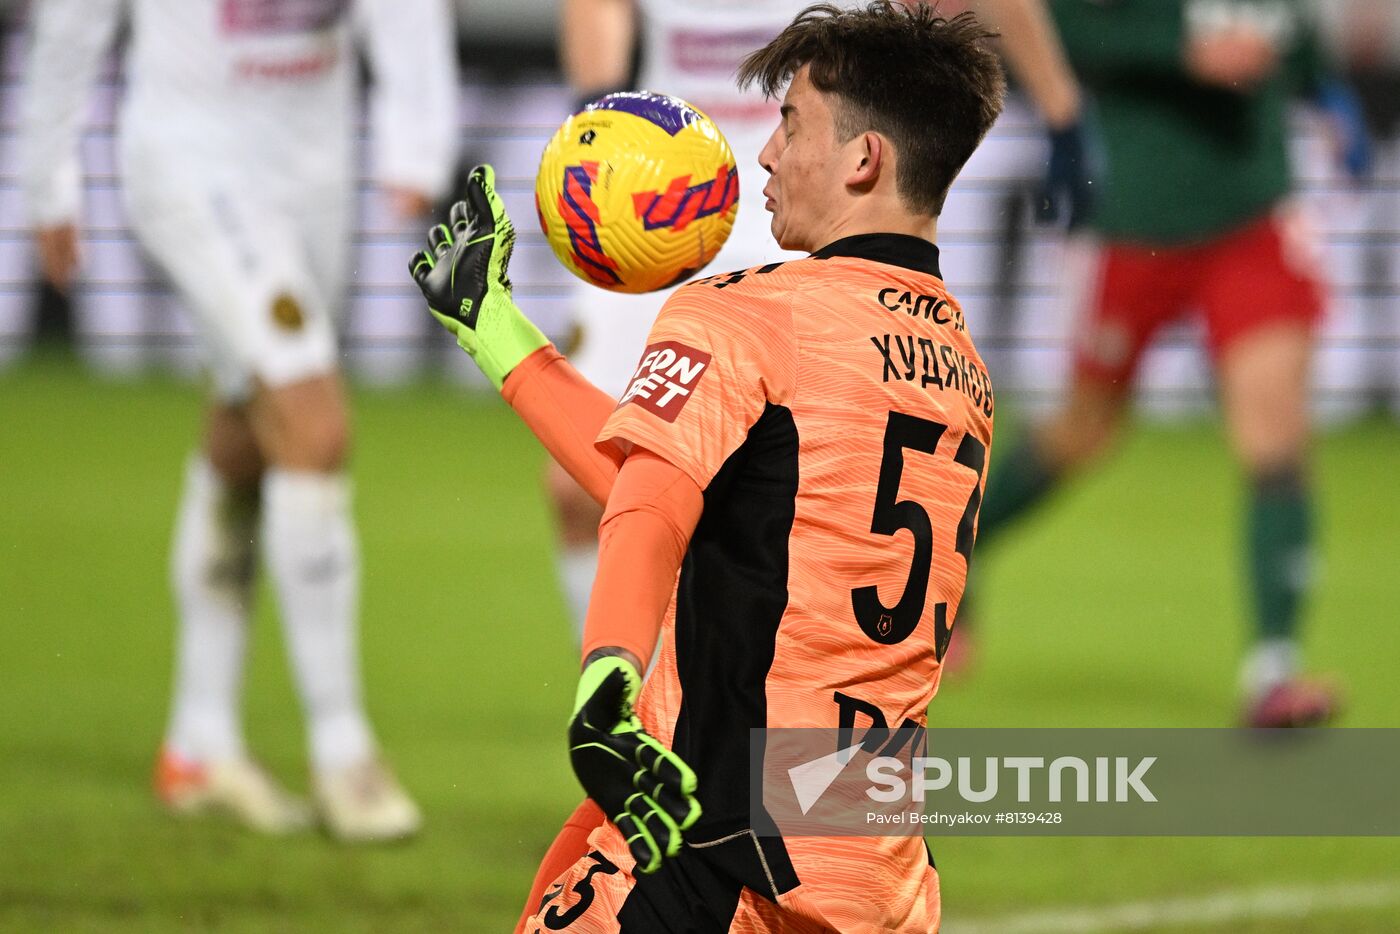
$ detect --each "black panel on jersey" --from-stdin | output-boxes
[812,232,943,279]
[617,833,772,931]
[668,401,800,898]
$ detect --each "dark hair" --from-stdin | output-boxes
[738,1,1005,215]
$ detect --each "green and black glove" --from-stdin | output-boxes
[568,657,702,874]
[408,164,548,389]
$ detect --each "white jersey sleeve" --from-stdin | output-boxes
[355,0,459,200]
[21,0,126,226]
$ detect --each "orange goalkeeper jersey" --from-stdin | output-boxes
[595,233,993,931]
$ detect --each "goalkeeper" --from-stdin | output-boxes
[411,4,1005,926]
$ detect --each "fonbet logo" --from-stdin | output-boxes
[619,341,711,422]
[787,750,1158,812]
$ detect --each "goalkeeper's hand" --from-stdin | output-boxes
[408,164,548,390]
[568,655,701,874]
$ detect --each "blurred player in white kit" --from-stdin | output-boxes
[549,0,1085,639]
[549,0,808,637]
[21,0,458,841]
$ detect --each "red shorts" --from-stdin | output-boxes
[1073,209,1327,387]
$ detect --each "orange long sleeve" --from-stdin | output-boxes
[500,345,621,506]
[580,449,704,668]
[500,346,704,668]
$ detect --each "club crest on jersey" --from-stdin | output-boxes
[270,292,304,331]
[552,161,624,287]
[632,165,738,233]
[619,341,711,422]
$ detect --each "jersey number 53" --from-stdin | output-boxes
[851,411,986,657]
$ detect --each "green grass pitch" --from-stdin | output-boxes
[1,357,1398,932]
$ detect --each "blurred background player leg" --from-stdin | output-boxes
[125,173,420,840]
[238,198,422,844]
[1219,327,1325,727]
[1201,211,1335,728]
[975,225,1338,729]
[286,193,425,842]
[254,372,421,842]
[158,397,315,834]
[973,0,1357,725]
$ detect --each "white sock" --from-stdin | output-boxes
[1240,637,1300,701]
[263,468,374,772]
[166,456,257,762]
[557,544,599,643]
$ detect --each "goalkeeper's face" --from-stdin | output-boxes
[757,65,881,253]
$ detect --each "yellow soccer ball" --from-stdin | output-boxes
[535,91,740,294]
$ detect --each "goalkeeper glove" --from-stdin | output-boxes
[568,656,702,874]
[408,164,548,390]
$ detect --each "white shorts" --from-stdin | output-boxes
[122,156,349,402]
[569,218,795,398]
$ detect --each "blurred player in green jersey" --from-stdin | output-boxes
[976,0,1372,727]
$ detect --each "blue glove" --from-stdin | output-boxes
[1035,122,1094,229]
[1314,79,1373,182]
